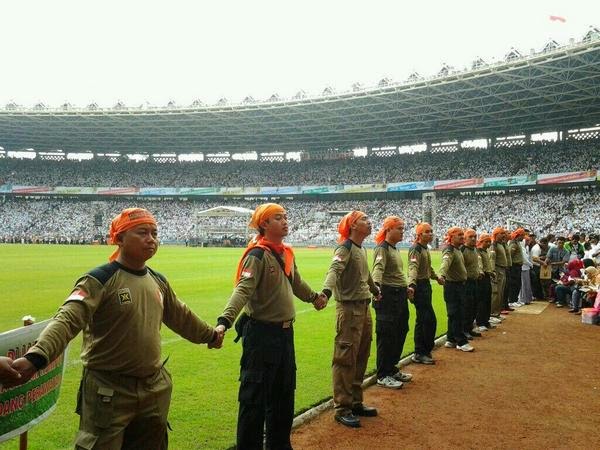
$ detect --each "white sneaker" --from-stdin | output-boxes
[444,341,456,348]
[456,343,474,352]
[516,302,525,307]
[377,376,403,389]
[489,317,502,324]
[476,326,488,332]
[393,371,413,382]
[486,323,497,329]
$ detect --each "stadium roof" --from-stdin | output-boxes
[1,35,600,155]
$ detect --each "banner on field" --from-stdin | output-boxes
[10,186,53,194]
[341,183,387,193]
[536,170,597,185]
[259,186,300,195]
[53,186,98,195]
[0,184,12,193]
[387,181,434,191]
[483,175,537,187]
[0,320,67,444]
[434,178,484,190]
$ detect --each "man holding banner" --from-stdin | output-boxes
[8,208,224,450]
[0,356,21,387]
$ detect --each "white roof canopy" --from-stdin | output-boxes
[196,206,254,217]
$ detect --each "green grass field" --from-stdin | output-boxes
[0,244,447,450]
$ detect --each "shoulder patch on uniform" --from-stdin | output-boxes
[87,262,120,286]
[247,248,265,260]
[147,267,167,283]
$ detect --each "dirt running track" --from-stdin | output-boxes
[291,303,600,450]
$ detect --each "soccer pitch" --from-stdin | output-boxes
[0,244,447,449]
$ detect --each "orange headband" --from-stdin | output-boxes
[337,211,366,243]
[108,208,157,261]
[375,216,404,245]
[445,226,463,245]
[477,233,492,248]
[492,227,505,242]
[249,203,286,231]
[415,222,432,242]
[510,228,526,241]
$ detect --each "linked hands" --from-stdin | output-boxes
[313,292,328,310]
[0,356,36,388]
[208,325,227,349]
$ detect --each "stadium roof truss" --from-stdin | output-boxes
[1,39,600,155]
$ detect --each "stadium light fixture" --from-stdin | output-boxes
[504,47,522,61]
[406,72,423,83]
[191,99,204,108]
[5,102,20,110]
[377,78,391,87]
[542,40,560,53]
[583,26,600,43]
[113,101,126,110]
[268,94,281,102]
[243,96,256,104]
[293,90,307,100]
[87,102,98,110]
[216,97,228,106]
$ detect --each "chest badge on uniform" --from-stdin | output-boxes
[117,288,133,305]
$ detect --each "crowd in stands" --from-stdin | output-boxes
[1,189,598,246]
[1,140,599,188]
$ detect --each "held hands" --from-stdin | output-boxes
[437,276,445,286]
[407,286,415,303]
[373,286,382,302]
[313,292,328,311]
[2,357,36,388]
[208,325,227,349]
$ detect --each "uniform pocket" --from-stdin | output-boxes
[74,430,99,450]
[333,340,354,366]
[238,370,264,405]
[94,386,114,429]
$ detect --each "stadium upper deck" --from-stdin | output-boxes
[1,30,600,155]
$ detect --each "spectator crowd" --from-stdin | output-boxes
[1,140,598,188]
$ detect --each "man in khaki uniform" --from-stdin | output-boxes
[461,229,483,339]
[322,211,380,428]
[407,222,444,365]
[490,227,509,319]
[10,208,223,450]
[371,216,413,389]
[439,227,474,352]
[475,233,495,331]
[508,228,526,307]
[216,203,326,450]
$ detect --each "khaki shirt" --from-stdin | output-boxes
[491,242,508,268]
[372,241,407,287]
[27,262,215,377]
[323,240,379,301]
[478,248,493,274]
[219,248,316,327]
[509,241,524,265]
[461,245,482,280]
[439,245,468,282]
[407,243,438,286]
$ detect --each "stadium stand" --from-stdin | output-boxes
[1,140,599,188]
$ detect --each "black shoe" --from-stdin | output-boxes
[412,353,435,365]
[335,412,361,428]
[352,404,378,417]
[470,330,482,337]
[464,332,474,340]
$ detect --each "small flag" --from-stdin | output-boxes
[549,15,566,23]
[66,289,87,301]
[333,255,342,262]
[241,270,253,278]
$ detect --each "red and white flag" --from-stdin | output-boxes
[549,15,566,23]
[66,289,88,301]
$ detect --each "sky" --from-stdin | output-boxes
[1,0,597,108]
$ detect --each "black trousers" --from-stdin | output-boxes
[463,279,477,333]
[503,268,511,309]
[374,285,409,378]
[476,275,492,326]
[413,280,437,356]
[531,265,543,299]
[237,319,295,450]
[508,264,522,304]
[444,281,467,346]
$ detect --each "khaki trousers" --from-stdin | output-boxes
[74,367,172,450]
[491,268,506,315]
[332,300,372,414]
